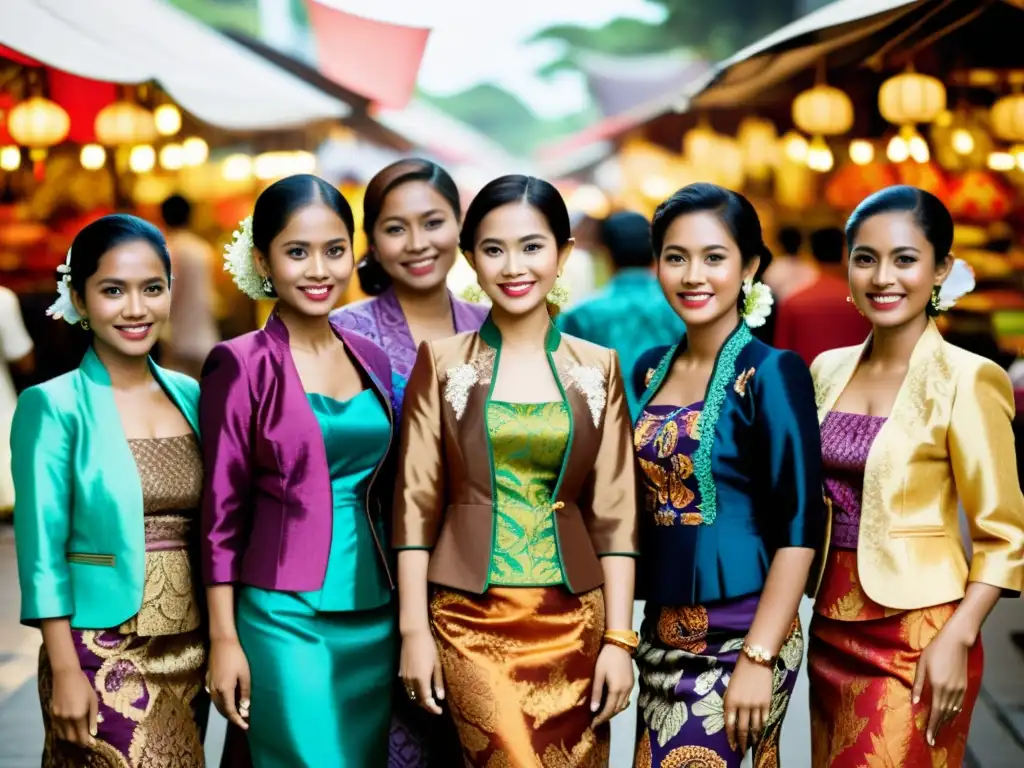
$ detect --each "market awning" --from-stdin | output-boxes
[0,0,349,130]
[693,0,925,108]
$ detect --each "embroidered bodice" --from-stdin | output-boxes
[121,434,202,637]
[487,401,569,586]
[820,411,886,550]
[634,403,704,527]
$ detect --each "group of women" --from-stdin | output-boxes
[11,155,1024,768]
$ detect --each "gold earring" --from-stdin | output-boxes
[80,318,90,331]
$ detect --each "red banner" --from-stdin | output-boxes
[304,1,429,109]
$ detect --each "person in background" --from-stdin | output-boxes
[330,158,484,768]
[202,175,396,767]
[809,186,1024,767]
[773,226,871,365]
[333,158,487,417]
[556,211,685,418]
[631,183,825,768]
[395,175,637,766]
[160,194,221,379]
[12,214,208,766]
[0,285,35,515]
[762,225,816,303]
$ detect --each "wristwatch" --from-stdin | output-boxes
[603,630,640,656]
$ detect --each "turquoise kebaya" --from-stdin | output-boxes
[237,388,394,768]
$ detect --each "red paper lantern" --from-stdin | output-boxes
[825,161,899,211]
[947,170,1012,223]
[896,161,951,204]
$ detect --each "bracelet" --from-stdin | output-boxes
[742,643,777,667]
[603,630,640,656]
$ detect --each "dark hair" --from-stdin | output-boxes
[809,227,845,265]
[846,185,953,316]
[460,175,571,254]
[251,174,355,257]
[777,226,802,257]
[601,211,653,269]
[651,183,773,307]
[357,159,461,296]
[160,194,191,228]
[68,214,171,297]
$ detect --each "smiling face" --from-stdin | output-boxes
[468,202,572,316]
[848,211,951,329]
[255,202,353,317]
[372,180,460,292]
[71,240,171,360]
[657,211,758,329]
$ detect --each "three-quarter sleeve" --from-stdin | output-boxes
[580,350,639,556]
[393,342,445,549]
[949,360,1024,594]
[11,388,74,624]
[755,350,827,551]
[199,343,254,585]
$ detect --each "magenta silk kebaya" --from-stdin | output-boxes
[199,311,395,591]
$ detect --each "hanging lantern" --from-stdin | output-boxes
[849,140,874,166]
[683,119,717,162]
[825,161,899,211]
[896,161,950,203]
[159,143,185,171]
[7,97,70,147]
[736,117,778,181]
[95,101,156,145]
[182,137,208,166]
[80,144,106,170]
[878,67,946,125]
[806,136,834,173]
[990,94,1024,142]
[154,104,182,136]
[987,152,1015,172]
[791,84,854,136]
[128,144,156,173]
[782,132,809,163]
[947,170,1012,223]
[0,145,21,171]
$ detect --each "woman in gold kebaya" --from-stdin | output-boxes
[809,186,1024,767]
[393,175,637,766]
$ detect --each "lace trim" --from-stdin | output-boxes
[693,325,752,525]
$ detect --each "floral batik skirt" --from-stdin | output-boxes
[430,585,610,767]
[809,549,983,768]
[38,627,207,768]
[635,594,802,768]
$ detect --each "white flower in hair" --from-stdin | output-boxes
[46,248,83,325]
[936,258,976,311]
[223,215,265,300]
[741,277,774,328]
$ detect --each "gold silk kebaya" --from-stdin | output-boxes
[810,319,1024,608]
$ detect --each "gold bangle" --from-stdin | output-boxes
[742,643,776,667]
[603,630,640,655]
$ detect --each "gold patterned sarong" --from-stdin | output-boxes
[431,586,609,767]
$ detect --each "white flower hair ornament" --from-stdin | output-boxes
[223,215,266,300]
[741,276,774,328]
[46,247,83,325]
[934,257,976,312]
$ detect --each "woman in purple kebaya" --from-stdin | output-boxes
[200,174,396,767]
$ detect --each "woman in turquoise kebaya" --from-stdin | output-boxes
[12,215,208,766]
[202,175,397,767]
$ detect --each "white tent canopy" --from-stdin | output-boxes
[693,0,925,107]
[0,0,349,131]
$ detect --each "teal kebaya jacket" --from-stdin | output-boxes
[11,347,199,629]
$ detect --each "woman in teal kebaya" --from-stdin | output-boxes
[12,215,208,766]
[201,175,397,767]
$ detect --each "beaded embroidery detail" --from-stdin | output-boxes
[443,349,496,420]
[563,363,606,427]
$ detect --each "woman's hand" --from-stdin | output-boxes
[50,667,99,746]
[400,628,444,715]
[912,623,972,746]
[723,655,773,754]
[206,638,251,730]
[591,644,634,727]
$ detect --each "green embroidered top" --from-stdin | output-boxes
[486,401,569,586]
